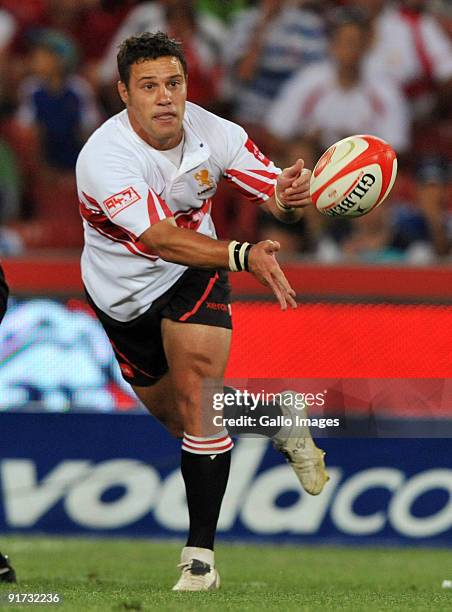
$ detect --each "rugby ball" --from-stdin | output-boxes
[310,135,397,217]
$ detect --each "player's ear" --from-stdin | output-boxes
[117,81,128,106]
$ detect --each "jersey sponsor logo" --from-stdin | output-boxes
[104,187,141,218]
[244,138,270,167]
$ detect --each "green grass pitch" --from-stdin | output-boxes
[0,537,451,611]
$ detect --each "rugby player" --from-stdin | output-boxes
[76,32,328,591]
[0,264,16,584]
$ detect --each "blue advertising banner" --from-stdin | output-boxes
[0,413,451,545]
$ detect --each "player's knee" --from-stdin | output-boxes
[173,385,199,416]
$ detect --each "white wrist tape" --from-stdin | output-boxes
[228,240,240,272]
[274,189,294,212]
[228,240,252,272]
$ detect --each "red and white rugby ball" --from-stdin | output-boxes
[310,135,397,217]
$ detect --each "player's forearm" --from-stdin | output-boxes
[266,194,304,224]
[141,221,230,269]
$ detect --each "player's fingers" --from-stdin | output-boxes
[278,158,305,187]
[265,273,287,310]
[283,198,311,206]
[283,189,310,201]
[290,168,311,189]
[284,182,311,197]
[284,158,304,179]
[263,239,280,253]
[271,268,297,309]
[280,196,312,209]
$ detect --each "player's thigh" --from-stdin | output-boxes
[162,319,231,434]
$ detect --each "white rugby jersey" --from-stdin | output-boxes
[76,102,280,321]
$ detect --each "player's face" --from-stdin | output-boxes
[118,56,187,150]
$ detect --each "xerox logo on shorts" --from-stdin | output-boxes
[104,187,141,218]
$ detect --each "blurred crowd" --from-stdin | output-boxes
[0,0,450,263]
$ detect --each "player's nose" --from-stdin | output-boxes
[156,84,172,103]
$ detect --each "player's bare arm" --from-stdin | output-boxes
[266,158,313,223]
[140,220,297,310]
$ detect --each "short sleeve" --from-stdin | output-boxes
[222,121,281,204]
[76,148,172,240]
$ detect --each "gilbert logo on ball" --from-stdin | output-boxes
[310,135,397,217]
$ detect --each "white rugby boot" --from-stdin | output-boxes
[172,547,220,592]
[272,390,329,495]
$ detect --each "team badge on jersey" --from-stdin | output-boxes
[194,169,216,197]
[104,187,141,218]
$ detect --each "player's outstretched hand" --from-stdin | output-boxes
[248,240,297,310]
[276,158,312,208]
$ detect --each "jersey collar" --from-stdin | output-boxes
[122,109,210,176]
[176,117,211,177]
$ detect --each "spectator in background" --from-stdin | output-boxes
[266,7,410,155]
[390,157,451,262]
[12,29,101,249]
[2,0,132,61]
[339,206,396,262]
[225,0,327,141]
[16,29,100,170]
[335,157,451,263]
[97,0,226,112]
[350,0,452,121]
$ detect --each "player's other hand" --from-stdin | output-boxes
[248,240,297,310]
[276,158,312,208]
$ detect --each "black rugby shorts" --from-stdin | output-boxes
[85,268,232,386]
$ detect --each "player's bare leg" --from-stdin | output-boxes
[163,319,231,591]
[132,375,183,437]
[134,319,231,591]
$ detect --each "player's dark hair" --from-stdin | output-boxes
[117,31,187,87]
